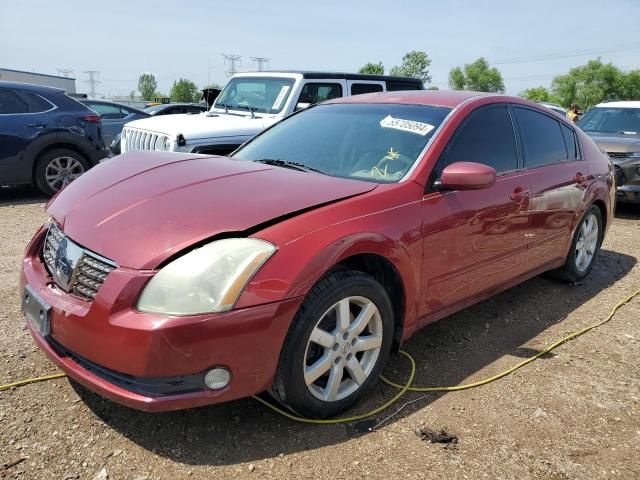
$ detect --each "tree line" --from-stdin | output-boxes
[136,73,220,103]
[359,52,640,109]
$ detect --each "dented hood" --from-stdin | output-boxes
[48,152,376,269]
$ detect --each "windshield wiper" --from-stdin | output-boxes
[254,159,326,175]
[235,104,257,118]
[209,103,229,115]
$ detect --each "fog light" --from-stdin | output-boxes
[204,367,231,390]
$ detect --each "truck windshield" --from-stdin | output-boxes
[213,77,296,114]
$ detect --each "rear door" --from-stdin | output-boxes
[511,106,586,267]
[420,105,533,319]
[0,88,54,183]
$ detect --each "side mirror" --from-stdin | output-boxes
[435,161,496,191]
[295,102,311,112]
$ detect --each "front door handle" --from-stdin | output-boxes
[510,186,530,201]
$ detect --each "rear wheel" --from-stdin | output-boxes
[557,205,603,282]
[34,148,89,196]
[272,270,394,418]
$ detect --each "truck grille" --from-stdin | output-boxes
[42,224,116,301]
[122,127,163,152]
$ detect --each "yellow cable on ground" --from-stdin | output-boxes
[0,372,66,391]
[1,288,638,425]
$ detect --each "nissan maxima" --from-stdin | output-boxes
[21,90,614,418]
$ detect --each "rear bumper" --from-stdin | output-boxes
[616,185,640,204]
[21,228,302,412]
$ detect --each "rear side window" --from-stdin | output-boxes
[514,107,567,167]
[436,106,518,177]
[351,83,383,95]
[561,124,579,160]
[298,83,342,104]
[0,88,29,114]
[17,92,53,113]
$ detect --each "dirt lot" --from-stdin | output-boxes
[1,186,639,480]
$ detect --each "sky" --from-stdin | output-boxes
[1,0,639,97]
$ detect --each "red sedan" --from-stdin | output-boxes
[21,90,614,418]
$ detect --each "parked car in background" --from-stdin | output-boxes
[21,90,613,417]
[0,81,108,195]
[577,101,640,205]
[538,102,566,117]
[121,71,424,156]
[144,103,207,116]
[80,99,149,147]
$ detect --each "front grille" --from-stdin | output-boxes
[122,127,161,152]
[607,151,629,159]
[42,224,116,301]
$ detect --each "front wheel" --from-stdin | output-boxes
[272,270,394,418]
[557,205,603,282]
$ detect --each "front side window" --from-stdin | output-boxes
[233,103,451,183]
[0,88,29,114]
[87,102,125,119]
[577,107,640,135]
[434,106,517,180]
[298,83,343,105]
[214,77,295,114]
[514,107,567,168]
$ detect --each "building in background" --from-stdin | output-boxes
[0,68,76,93]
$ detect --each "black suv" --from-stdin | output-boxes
[0,81,109,196]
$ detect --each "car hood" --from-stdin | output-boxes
[125,112,277,140]
[585,132,640,153]
[48,152,377,269]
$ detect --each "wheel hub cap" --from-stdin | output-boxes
[45,156,85,191]
[575,213,598,272]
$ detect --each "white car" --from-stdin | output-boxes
[120,71,423,156]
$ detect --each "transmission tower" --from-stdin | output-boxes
[83,70,102,97]
[251,57,270,71]
[57,68,74,78]
[221,54,242,77]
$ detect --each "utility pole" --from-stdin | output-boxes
[56,68,74,78]
[83,70,102,97]
[251,57,270,71]
[221,54,242,77]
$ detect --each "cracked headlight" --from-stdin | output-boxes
[137,238,276,316]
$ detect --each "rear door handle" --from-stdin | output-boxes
[510,186,530,201]
[27,123,47,129]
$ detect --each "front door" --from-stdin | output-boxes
[419,105,532,320]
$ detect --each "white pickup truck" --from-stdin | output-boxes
[120,71,423,156]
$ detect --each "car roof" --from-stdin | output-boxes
[326,89,497,108]
[0,80,64,94]
[150,103,205,108]
[594,101,640,108]
[237,70,424,84]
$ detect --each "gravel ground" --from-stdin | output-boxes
[1,186,639,480]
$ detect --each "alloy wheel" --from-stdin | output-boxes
[575,212,599,272]
[303,296,383,402]
[45,156,85,192]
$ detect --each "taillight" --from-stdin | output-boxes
[82,114,101,123]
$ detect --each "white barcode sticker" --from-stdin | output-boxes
[272,86,290,110]
[380,115,434,136]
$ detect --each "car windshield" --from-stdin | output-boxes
[577,107,640,135]
[213,77,295,114]
[232,103,451,183]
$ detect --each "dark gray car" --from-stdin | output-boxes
[80,99,150,147]
[577,102,640,205]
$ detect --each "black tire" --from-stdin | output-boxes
[556,205,603,282]
[271,270,395,418]
[34,148,90,197]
